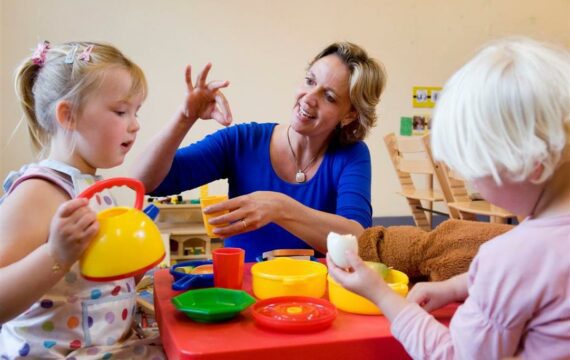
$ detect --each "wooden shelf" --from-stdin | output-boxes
[149,201,213,263]
[156,223,210,236]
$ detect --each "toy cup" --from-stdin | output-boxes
[78,177,165,281]
[200,195,229,238]
[213,247,245,289]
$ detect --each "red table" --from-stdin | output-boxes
[154,264,458,360]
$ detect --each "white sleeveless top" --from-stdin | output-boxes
[0,161,164,359]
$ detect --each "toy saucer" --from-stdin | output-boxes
[255,248,318,262]
[172,288,255,323]
[251,296,337,332]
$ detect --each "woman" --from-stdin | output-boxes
[133,42,386,261]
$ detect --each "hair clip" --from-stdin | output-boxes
[78,44,94,62]
[64,44,79,64]
[31,41,50,66]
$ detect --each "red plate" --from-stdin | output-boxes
[251,296,337,333]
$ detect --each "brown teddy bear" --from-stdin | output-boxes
[357,219,513,282]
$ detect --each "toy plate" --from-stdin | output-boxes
[251,296,337,332]
[172,288,255,323]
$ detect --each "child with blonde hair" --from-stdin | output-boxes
[0,41,165,359]
[329,37,570,359]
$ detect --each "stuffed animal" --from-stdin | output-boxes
[357,219,513,281]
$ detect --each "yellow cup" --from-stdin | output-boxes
[200,195,229,238]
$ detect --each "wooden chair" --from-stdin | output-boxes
[384,133,445,231]
[421,135,517,224]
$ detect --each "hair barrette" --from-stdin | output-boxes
[78,44,94,62]
[31,41,50,66]
[64,44,79,64]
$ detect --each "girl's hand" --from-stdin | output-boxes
[205,191,285,237]
[181,63,232,126]
[327,250,389,302]
[47,198,99,269]
[407,274,467,312]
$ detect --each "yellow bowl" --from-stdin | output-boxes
[80,206,165,281]
[251,258,327,299]
[327,269,409,315]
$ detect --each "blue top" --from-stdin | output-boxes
[151,122,372,261]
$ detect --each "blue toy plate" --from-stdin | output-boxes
[170,260,214,291]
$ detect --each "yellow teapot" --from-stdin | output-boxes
[77,177,165,282]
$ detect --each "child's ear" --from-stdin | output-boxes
[55,100,75,130]
[529,163,545,182]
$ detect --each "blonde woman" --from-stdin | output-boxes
[133,42,386,261]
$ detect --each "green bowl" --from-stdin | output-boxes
[172,288,256,323]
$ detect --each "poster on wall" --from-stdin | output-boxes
[412,86,442,108]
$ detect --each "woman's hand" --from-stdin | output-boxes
[327,250,390,302]
[407,273,468,312]
[204,191,287,237]
[47,198,99,269]
[181,63,232,126]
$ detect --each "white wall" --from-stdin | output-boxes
[1,0,569,216]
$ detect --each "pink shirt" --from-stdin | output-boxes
[391,215,570,359]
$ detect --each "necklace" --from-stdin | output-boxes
[286,125,323,183]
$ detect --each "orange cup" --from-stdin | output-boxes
[200,195,229,238]
[213,248,245,289]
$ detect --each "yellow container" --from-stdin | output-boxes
[80,206,165,281]
[251,258,327,299]
[327,269,409,315]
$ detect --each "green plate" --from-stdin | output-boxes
[172,288,256,323]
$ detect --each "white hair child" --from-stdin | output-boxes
[328,37,570,359]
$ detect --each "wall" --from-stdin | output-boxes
[1,0,569,215]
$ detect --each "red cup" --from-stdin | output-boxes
[212,248,245,289]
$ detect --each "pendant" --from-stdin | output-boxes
[295,170,306,183]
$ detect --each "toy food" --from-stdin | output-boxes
[327,232,358,268]
[191,264,214,274]
[364,261,389,279]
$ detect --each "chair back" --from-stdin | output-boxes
[422,135,517,223]
[384,133,443,230]
[421,135,474,220]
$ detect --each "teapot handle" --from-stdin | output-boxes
[77,177,145,210]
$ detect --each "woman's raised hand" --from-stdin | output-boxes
[182,63,233,126]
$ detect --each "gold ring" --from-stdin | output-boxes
[241,219,247,230]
